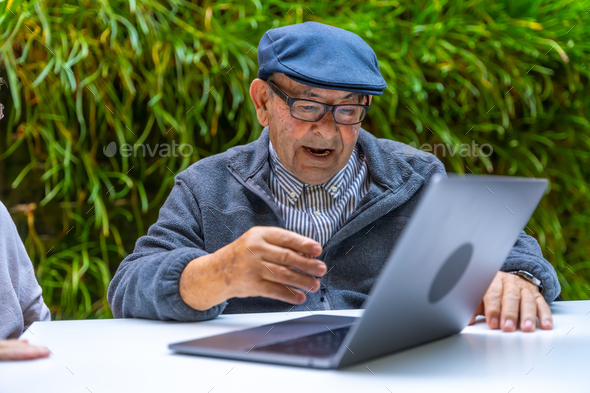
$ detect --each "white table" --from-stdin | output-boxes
[1,301,589,393]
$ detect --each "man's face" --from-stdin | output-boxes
[250,73,372,186]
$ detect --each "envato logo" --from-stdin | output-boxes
[401,140,493,158]
[103,141,194,158]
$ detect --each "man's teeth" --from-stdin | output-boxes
[305,147,331,156]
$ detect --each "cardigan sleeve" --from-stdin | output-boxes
[107,171,227,321]
[0,201,51,339]
[500,230,561,304]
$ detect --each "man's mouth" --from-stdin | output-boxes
[303,146,334,157]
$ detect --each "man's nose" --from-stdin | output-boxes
[312,110,339,137]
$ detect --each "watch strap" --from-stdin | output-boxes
[507,270,544,294]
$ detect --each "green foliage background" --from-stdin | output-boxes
[0,0,588,320]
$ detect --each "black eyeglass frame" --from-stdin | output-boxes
[266,80,370,125]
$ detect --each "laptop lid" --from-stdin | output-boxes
[335,174,549,367]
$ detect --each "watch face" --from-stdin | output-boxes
[519,271,534,279]
[518,271,541,286]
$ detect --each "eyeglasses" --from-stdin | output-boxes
[267,80,370,125]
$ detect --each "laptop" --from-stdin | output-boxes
[169,174,549,369]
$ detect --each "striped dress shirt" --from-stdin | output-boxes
[267,140,371,247]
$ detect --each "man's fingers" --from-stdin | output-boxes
[259,227,322,257]
[536,295,554,330]
[483,274,503,330]
[519,288,537,332]
[260,262,320,293]
[255,280,307,304]
[500,280,521,332]
[261,244,326,277]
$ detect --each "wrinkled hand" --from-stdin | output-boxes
[0,339,51,361]
[180,226,327,311]
[469,271,553,332]
[218,226,326,303]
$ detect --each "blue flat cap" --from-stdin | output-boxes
[257,21,387,96]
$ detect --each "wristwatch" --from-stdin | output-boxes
[507,270,544,295]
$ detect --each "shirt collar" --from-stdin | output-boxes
[268,139,358,203]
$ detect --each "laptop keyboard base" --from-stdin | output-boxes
[251,326,351,357]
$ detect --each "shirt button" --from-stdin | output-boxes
[314,210,321,216]
[289,192,297,199]
[330,186,338,193]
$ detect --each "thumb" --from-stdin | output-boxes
[469,300,485,325]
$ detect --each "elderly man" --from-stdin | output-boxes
[108,22,560,333]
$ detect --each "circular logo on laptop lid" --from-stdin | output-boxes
[428,242,474,304]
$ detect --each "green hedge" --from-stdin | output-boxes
[0,0,588,320]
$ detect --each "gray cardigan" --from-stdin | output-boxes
[107,127,561,321]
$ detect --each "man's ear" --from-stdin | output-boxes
[249,78,270,127]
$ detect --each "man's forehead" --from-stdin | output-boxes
[300,87,358,100]
[279,74,359,100]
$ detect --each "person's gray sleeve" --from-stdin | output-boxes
[500,230,561,304]
[0,201,51,340]
[107,171,227,321]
